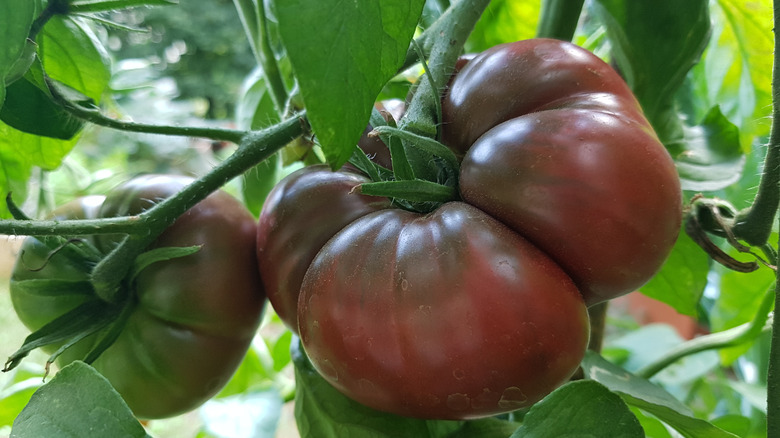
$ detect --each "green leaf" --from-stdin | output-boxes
[292,339,466,438]
[582,352,739,438]
[466,0,541,52]
[0,15,110,218]
[0,0,37,106]
[10,361,150,438]
[509,380,643,437]
[590,0,710,145]
[274,0,425,168]
[0,378,42,428]
[4,39,38,88]
[232,0,263,62]
[688,0,773,141]
[675,106,745,192]
[445,418,521,437]
[0,63,85,140]
[639,229,709,317]
[40,16,111,104]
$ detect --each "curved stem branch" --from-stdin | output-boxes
[731,0,780,247]
[399,0,491,138]
[637,285,775,379]
[256,3,289,113]
[48,78,247,144]
[90,112,308,303]
[29,0,69,40]
[0,216,144,236]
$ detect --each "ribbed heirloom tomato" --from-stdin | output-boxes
[256,39,681,420]
[10,175,265,419]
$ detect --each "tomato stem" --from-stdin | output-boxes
[254,2,289,115]
[89,113,307,303]
[759,3,780,435]
[636,284,774,380]
[29,0,69,40]
[400,0,491,140]
[586,302,607,353]
[536,0,585,42]
[46,76,247,144]
[731,1,780,248]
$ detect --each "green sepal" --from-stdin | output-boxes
[9,278,95,298]
[129,245,202,282]
[83,297,136,364]
[348,146,385,183]
[358,179,457,204]
[3,299,120,373]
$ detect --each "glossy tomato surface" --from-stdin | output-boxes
[442,39,682,305]
[298,202,589,419]
[257,165,390,332]
[11,175,265,419]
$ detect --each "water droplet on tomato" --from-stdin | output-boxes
[319,359,339,382]
[498,387,528,409]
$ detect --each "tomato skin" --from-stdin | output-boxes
[443,39,682,305]
[441,39,649,155]
[258,38,681,420]
[298,202,588,419]
[256,166,391,332]
[11,175,265,419]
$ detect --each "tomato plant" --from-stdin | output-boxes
[0,0,777,437]
[256,38,679,420]
[9,175,266,419]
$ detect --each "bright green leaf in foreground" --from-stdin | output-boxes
[274,0,425,168]
[11,361,150,438]
[510,380,643,437]
[582,352,738,438]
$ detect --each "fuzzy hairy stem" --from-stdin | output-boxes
[764,2,780,436]
[89,113,307,303]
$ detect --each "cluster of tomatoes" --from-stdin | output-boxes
[10,39,681,420]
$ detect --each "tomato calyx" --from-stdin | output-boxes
[3,231,202,377]
[348,107,461,214]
